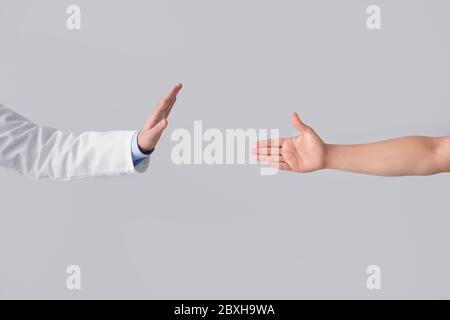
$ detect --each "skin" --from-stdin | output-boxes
[137,83,182,153]
[252,113,450,176]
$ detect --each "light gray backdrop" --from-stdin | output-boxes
[0,0,449,299]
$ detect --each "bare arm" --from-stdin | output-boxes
[253,113,450,177]
[326,136,450,176]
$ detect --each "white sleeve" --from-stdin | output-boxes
[0,104,149,180]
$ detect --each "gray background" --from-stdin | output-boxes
[0,0,449,299]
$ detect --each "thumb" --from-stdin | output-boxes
[291,112,308,132]
[145,118,168,139]
[138,119,168,152]
[152,118,168,134]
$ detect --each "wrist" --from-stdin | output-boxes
[137,131,154,154]
[323,144,334,170]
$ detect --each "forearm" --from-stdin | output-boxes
[3,126,138,180]
[325,136,450,176]
[0,105,143,180]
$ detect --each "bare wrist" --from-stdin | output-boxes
[324,144,335,170]
[137,131,152,154]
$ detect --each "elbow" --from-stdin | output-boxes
[432,137,450,174]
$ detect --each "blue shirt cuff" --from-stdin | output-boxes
[131,131,152,167]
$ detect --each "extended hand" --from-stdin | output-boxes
[252,113,327,172]
[138,83,182,153]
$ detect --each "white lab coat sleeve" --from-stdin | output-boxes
[0,105,150,180]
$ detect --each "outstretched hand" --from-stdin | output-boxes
[252,113,327,172]
[138,83,183,153]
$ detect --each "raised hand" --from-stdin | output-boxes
[252,113,327,172]
[138,83,182,153]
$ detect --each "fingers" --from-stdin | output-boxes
[156,83,181,116]
[160,83,182,109]
[256,138,284,148]
[269,162,290,170]
[148,118,168,147]
[152,118,168,135]
[253,139,284,169]
[145,83,182,129]
[251,135,296,171]
[251,147,281,156]
[165,97,177,118]
[253,139,283,164]
[137,118,168,152]
[291,112,308,132]
[253,146,291,171]
[255,154,283,163]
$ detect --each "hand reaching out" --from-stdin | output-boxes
[252,113,327,172]
[138,83,183,153]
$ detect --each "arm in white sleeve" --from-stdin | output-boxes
[0,104,149,180]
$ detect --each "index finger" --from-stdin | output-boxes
[145,83,182,128]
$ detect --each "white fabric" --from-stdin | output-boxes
[0,105,149,180]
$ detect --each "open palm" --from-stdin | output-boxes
[253,113,327,172]
[138,83,182,153]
